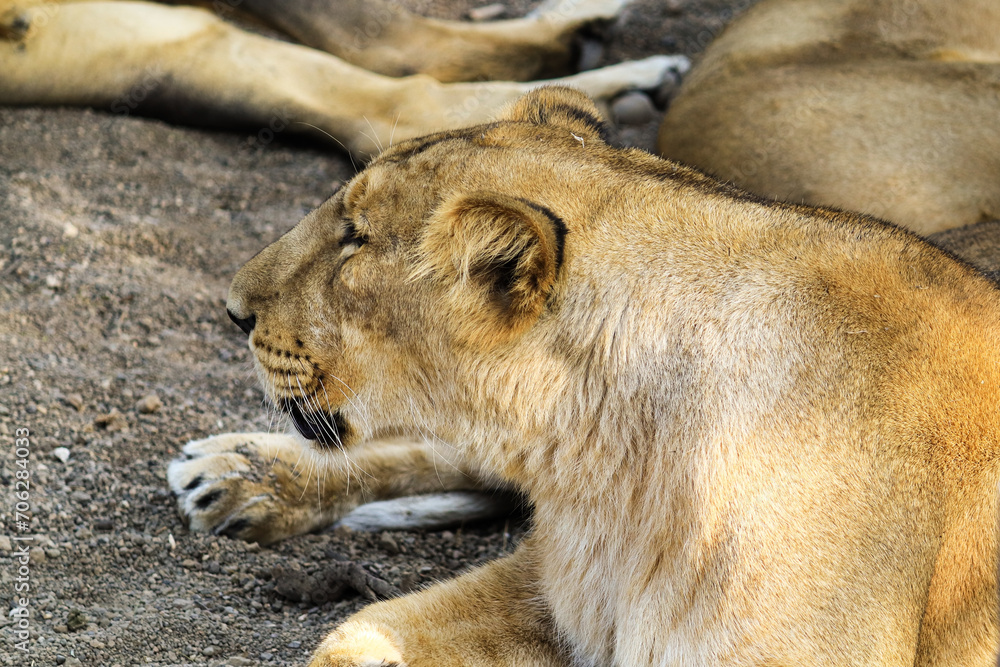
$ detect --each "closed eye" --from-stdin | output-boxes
[340,219,367,260]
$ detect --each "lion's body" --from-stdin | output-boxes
[187,88,1000,665]
[659,0,1000,234]
[0,0,681,156]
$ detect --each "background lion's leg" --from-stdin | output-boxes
[309,542,567,667]
[167,432,505,545]
[0,1,681,156]
[232,0,629,82]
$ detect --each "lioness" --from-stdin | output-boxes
[170,87,1000,666]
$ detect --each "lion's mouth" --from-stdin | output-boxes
[282,399,348,450]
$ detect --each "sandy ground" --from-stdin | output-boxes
[1,1,998,666]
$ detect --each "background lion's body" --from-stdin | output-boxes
[660,0,1000,234]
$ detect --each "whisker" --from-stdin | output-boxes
[293,121,358,174]
[362,115,384,153]
[388,112,401,149]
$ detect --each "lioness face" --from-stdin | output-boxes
[227,88,607,453]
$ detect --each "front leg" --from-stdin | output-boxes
[167,432,500,545]
[310,541,566,667]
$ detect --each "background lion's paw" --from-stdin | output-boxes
[167,433,329,545]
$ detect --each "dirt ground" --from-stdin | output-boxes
[1,1,998,666]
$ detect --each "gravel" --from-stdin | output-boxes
[1,1,997,666]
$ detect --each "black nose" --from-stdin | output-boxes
[227,309,256,336]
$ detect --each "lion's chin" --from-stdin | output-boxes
[282,399,349,451]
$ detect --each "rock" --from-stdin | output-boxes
[135,393,162,414]
[64,393,84,410]
[202,645,220,657]
[377,532,399,555]
[226,658,253,666]
[611,92,656,125]
[0,535,11,552]
[64,659,82,667]
[93,519,113,532]
[45,548,61,559]
[44,274,62,289]
[94,408,127,432]
[52,447,71,463]
[28,546,46,563]
[468,3,504,21]
[62,222,79,239]
[66,610,88,632]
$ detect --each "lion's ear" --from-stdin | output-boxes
[497,86,609,145]
[417,192,566,346]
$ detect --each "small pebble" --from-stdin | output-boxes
[62,222,79,239]
[377,533,399,555]
[226,658,253,667]
[28,546,46,563]
[64,393,84,410]
[468,3,504,20]
[52,447,71,463]
[94,408,127,432]
[202,645,220,657]
[66,610,88,632]
[135,393,163,414]
[0,536,11,552]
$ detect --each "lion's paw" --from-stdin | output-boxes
[308,621,407,667]
[167,433,333,545]
[558,55,691,99]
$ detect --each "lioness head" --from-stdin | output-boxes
[227,87,617,459]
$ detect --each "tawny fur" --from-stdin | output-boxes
[659,0,1000,234]
[218,87,999,666]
